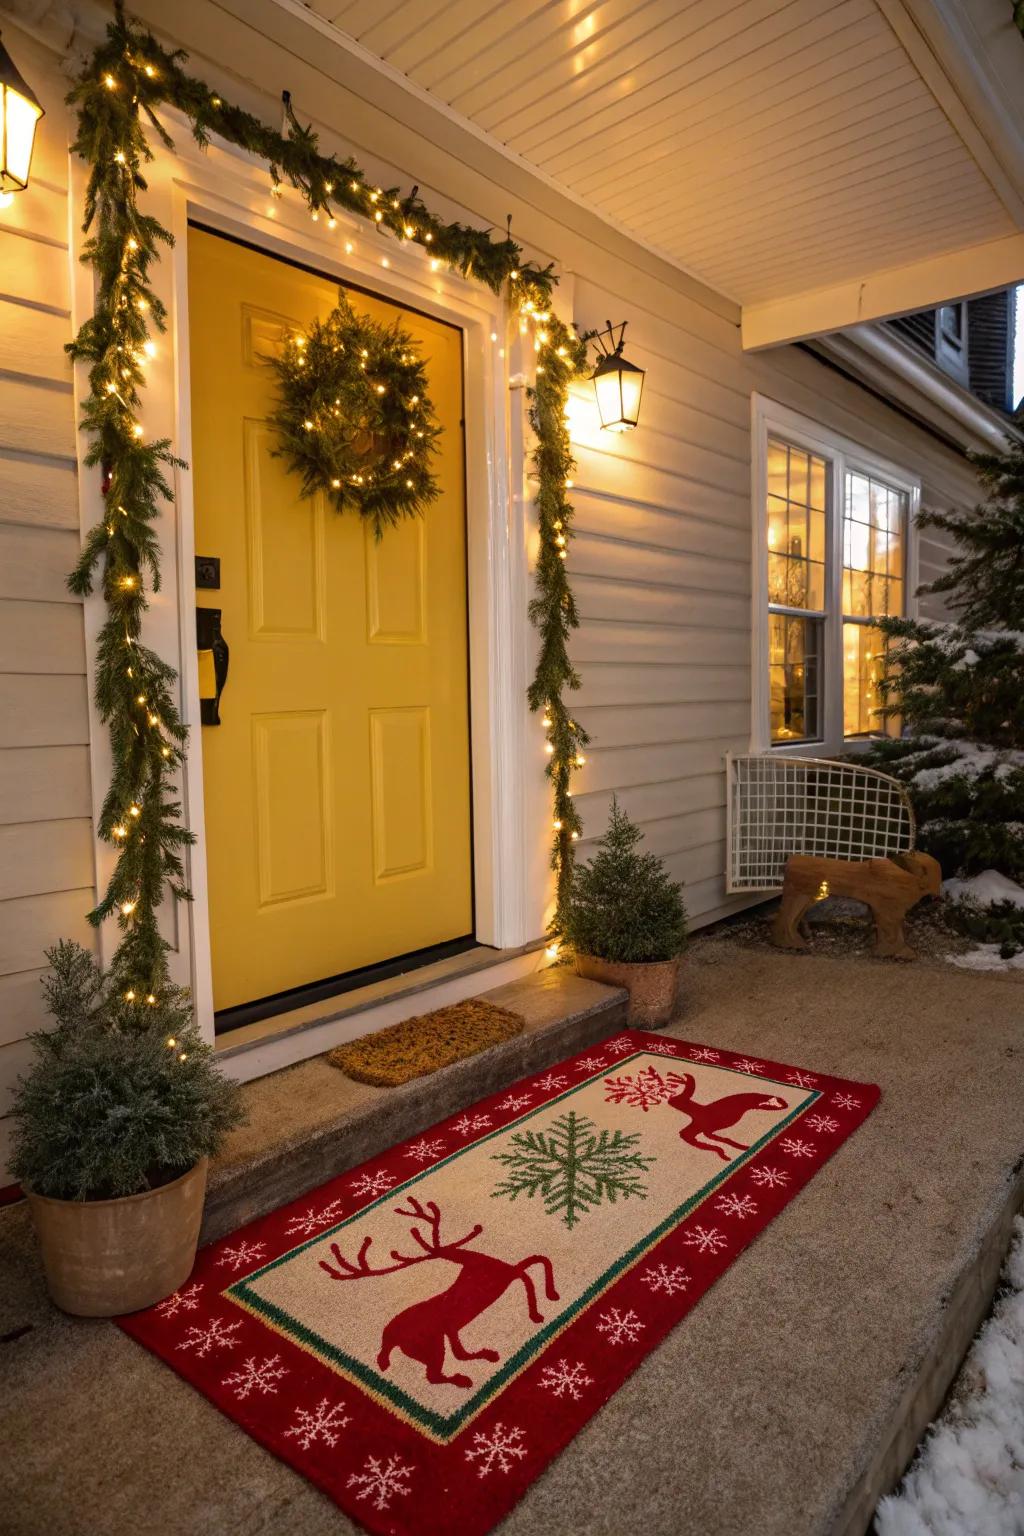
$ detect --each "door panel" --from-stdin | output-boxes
[188,228,473,1014]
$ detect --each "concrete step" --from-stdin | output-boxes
[200,967,627,1244]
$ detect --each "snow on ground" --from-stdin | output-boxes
[946,945,1024,973]
[875,1218,1024,1536]
[942,870,1024,909]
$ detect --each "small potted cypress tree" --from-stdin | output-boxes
[9,942,244,1317]
[563,797,687,1026]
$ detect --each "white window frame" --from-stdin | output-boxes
[751,395,920,758]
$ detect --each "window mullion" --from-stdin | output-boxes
[824,450,844,754]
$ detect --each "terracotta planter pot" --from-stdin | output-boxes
[27,1158,208,1317]
[574,952,682,1028]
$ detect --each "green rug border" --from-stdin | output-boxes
[227,1051,819,1440]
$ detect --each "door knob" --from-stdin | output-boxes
[196,606,229,725]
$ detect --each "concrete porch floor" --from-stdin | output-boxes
[2,942,1023,1536]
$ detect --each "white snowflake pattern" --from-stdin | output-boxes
[465,1422,528,1479]
[574,1055,608,1073]
[603,1036,635,1056]
[285,1199,345,1238]
[497,1093,532,1113]
[176,1316,243,1358]
[538,1358,593,1400]
[404,1136,446,1163]
[596,1307,645,1345]
[453,1112,492,1136]
[786,1069,818,1088]
[348,1169,396,1200]
[284,1397,350,1450]
[155,1281,203,1318]
[644,1040,680,1056]
[537,1071,568,1091]
[833,1092,861,1111]
[714,1191,759,1220]
[640,1262,690,1296]
[687,1047,721,1063]
[347,1452,414,1510]
[805,1113,840,1135]
[780,1136,816,1159]
[683,1224,728,1255]
[222,1354,288,1400]
[731,1057,766,1075]
[750,1165,790,1189]
[216,1238,267,1272]
[603,1064,687,1111]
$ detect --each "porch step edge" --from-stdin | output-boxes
[200,968,628,1244]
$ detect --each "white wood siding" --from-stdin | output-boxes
[0,2,986,1182]
[0,27,94,1184]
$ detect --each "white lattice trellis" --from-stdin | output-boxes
[726,753,915,893]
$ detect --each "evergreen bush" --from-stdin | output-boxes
[855,427,1024,946]
[562,797,687,964]
[9,942,244,1202]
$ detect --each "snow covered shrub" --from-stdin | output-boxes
[562,796,687,964]
[855,432,1024,928]
[858,737,1024,885]
[9,941,244,1201]
[874,622,1024,750]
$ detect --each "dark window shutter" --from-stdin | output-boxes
[889,309,937,358]
[967,291,1012,413]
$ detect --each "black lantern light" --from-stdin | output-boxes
[0,31,44,208]
[590,320,645,432]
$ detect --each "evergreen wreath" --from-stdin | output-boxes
[66,3,592,1004]
[266,294,442,539]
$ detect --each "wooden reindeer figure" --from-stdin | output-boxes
[665,1073,788,1161]
[319,1197,559,1389]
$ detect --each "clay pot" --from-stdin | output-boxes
[574,953,682,1028]
[27,1159,208,1317]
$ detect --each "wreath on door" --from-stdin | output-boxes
[267,292,443,539]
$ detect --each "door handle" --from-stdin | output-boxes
[196,606,229,726]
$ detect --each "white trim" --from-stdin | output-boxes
[72,112,534,1045]
[750,394,921,760]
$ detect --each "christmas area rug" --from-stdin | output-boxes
[119,1030,880,1535]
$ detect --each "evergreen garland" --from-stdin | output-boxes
[67,3,593,999]
[266,294,442,539]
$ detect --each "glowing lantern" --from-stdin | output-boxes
[590,321,644,432]
[0,33,43,208]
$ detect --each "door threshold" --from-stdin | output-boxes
[215,940,545,1065]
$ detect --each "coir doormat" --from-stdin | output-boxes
[328,998,523,1087]
[119,1031,879,1535]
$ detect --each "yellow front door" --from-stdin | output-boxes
[188,229,473,1015]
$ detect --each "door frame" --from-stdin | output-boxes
[70,113,534,1046]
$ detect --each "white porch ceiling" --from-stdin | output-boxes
[299,0,1024,347]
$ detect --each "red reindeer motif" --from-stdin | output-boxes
[665,1073,788,1161]
[319,1197,558,1389]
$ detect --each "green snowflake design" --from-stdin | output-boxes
[490,1109,655,1229]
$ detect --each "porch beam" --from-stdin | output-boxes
[740,233,1024,352]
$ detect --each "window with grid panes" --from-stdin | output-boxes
[763,427,908,748]
[766,437,826,744]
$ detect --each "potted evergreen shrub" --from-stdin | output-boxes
[563,797,687,1027]
[9,942,244,1317]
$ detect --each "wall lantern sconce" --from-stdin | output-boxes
[0,32,44,209]
[590,320,645,432]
